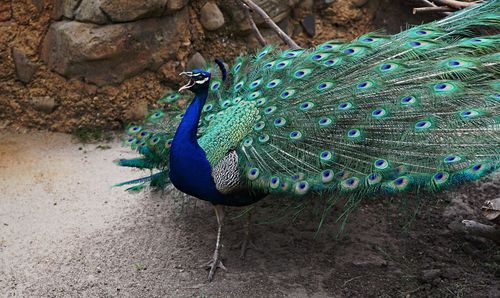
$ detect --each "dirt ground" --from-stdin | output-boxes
[1,131,499,298]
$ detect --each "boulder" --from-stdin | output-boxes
[42,8,190,86]
[100,0,167,22]
[186,52,207,70]
[200,2,225,31]
[52,0,80,20]
[12,48,38,83]
[301,14,315,37]
[165,0,189,13]
[54,0,175,22]
[74,0,108,24]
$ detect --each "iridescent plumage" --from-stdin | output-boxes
[118,1,499,200]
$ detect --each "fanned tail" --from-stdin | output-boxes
[116,1,499,200]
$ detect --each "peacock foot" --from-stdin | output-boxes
[203,255,227,281]
[203,204,226,281]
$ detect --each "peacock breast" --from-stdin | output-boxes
[198,101,260,167]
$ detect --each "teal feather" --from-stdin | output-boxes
[117,1,500,200]
[114,158,154,169]
[114,171,168,188]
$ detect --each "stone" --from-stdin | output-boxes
[186,52,206,71]
[74,0,108,24]
[100,0,167,22]
[31,96,56,113]
[165,0,189,13]
[482,198,500,225]
[0,0,12,21]
[12,48,38,83]
[50,0,79,20]
[420,269,441,283]
[293,0,314,19]
[301,14,315,37]
[351,0,369,7]
[42,8,190,86]
[200,2,225,31]
[277,17,289,35]
[51,0,80,20]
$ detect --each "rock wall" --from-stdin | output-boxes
[0,0,431,132]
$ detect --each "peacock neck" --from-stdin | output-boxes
[174,90,208,144]
[170,88,223,202]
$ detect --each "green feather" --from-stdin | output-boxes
[116,0,500,200]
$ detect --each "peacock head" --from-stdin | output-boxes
[178,69,211,94]
[178,59,227,94]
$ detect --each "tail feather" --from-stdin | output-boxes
[114,158,154,169]
[116,0,499,198]
[114,171,169,188]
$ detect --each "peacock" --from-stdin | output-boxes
[116,0,500,281]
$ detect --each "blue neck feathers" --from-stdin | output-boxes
[169,89,224,203]
[174,90,208,143]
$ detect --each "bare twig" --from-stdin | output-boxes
[239,0,300,49]
[237,1,267,47]
[420,0,439,7]
[413,6,454,13]
[433,0,477,9]
[412,0,480,16]
[413,0,451,15]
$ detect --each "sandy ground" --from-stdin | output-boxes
[0,131,499,297]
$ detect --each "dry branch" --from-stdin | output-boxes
[413,6,454,13]
[412,0,479,15]
[420,0,439,6]
[433,0,477,9]
[237,1,267,47]
[239,0,300,49]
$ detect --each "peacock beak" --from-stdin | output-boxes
[178,72,195,92]
[179,79,195,92]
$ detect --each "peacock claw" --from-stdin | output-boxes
[204,257,227,281]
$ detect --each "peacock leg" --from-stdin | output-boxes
[233,210,259,259]
[204,204,227,281]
